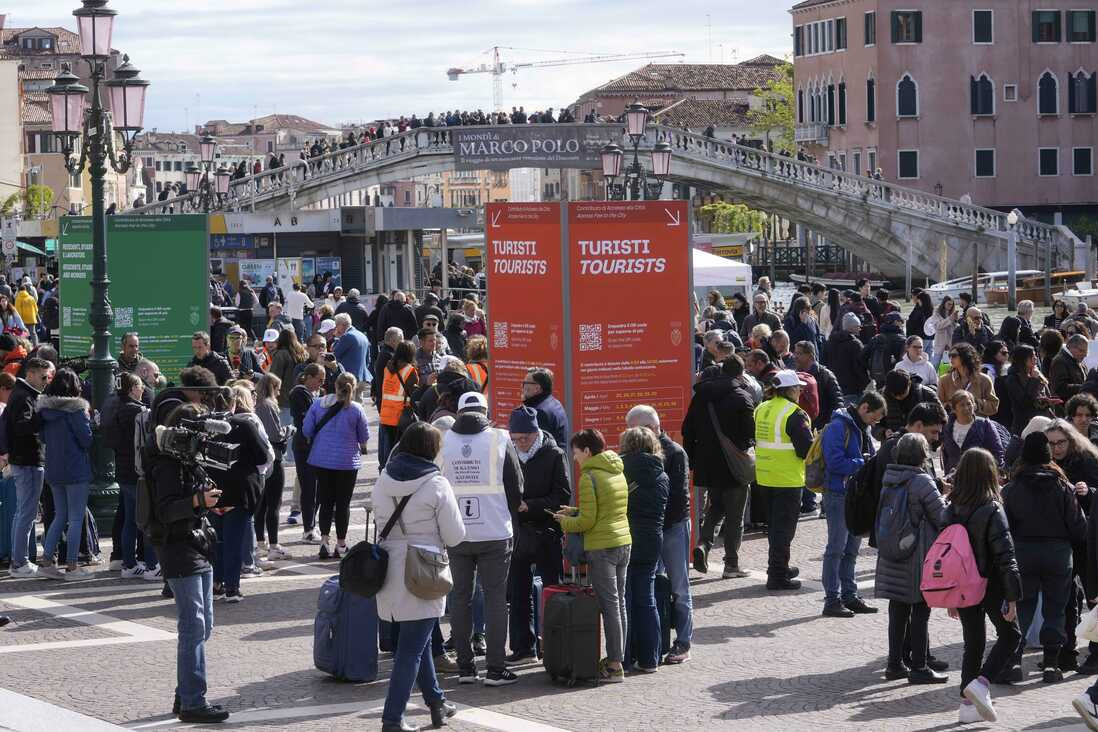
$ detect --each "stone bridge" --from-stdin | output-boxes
[133,124,1078,280]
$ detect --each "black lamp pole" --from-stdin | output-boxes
[600,100,672,201]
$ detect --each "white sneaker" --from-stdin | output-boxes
[958,702,982,724]
[267,546,292,561]
[9,562,40,579]
[962,678,996,722]
[240,565,263,577]
[256,557,277,570]
[64,567,94,581]
[38,564,66,580]
[141,566,163,581]
[109,559,123,571]
[1074,692,1098,731]
[302,530,321,544]
[120,565,146,579]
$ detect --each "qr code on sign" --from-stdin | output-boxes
[579,324,602,352]
[114,306,134,328]
[493,321,509,349]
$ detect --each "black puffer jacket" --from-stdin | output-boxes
[622,451,669,566]
[150,453,212,580]
[874,384,941,440]
[825,330,869,395]
[659,432,689,528]
[681,372,754,487]
[1003,465,1088,544]
[998,371,1053,434]
[110,395,145,484]
[949,501,1022,601]
[205,414,271,512]
[4,378,43,466]
[515,430,570,536]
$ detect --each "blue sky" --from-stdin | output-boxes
[10,1,793,131]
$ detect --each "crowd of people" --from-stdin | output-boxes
[15,267,1098,728]
[691,276,1098,726]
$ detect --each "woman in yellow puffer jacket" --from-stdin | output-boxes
[14,285,38,346]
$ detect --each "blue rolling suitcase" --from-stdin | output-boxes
[314,575,379,682]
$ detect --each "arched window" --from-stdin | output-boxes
[1069,70,1097,114]
[897,74,918,117]
[970,74,994,115]
[1039,72,1059,115]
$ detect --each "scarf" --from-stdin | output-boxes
[516,430,544,464]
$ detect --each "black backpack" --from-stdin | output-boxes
[844,452,881,539]
[869,340,898,387]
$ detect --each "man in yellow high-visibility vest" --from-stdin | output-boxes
[754,370,814,591]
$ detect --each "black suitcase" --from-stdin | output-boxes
[542,573,601,686]
[655,573,675,656]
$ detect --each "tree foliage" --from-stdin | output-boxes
[748,62,795,154]
[699,202,768,234]
[23,185,54,216]
[0,193,19,217]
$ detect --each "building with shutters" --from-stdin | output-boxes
[791,1,1097,219]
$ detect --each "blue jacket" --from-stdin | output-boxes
[333,326,370,383]
[37,395,93,485]
[524,391,569,449]
[822,406,873,494]
[304,394,371,470]
[623,451,670,566]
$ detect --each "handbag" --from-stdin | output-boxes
[338,493,413,598]
[394,368,421,434]
[707,403,756,484]
[392,497,453,600]
[1079,604,1098,644]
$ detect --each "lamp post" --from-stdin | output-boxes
[599,100,672,200]
[185,134,231,212]
[46,0,148,523]
[1006,208,1020,311]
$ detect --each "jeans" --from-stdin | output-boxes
[657,519,694,648]
[507,527,563,655]
[42,482,90,566]
[624,561,660,670]
[888,600,930,668]
[292,443,318,531]
[763,486,802,580]
[119,482,157,569]
[10,464,44,567]
[958,582,1021,697]
[167,569,214,711]
[822,491,862,603]
[291,318,305,342]
[700,481,748,569]
[382,617,445,725]
[388,619,445,658]
[211,508,251,592]
[378,425,399,470]
[1016,539,1073,657]
[450,539,512,671]
[588,544,631,663]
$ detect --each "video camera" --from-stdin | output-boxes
[155,412,240,471]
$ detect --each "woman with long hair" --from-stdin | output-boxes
[907,291,934,354]
[1039,328,1065,377]
[1003,432,1087,683]
[931,296,960,369]
[0,293,27,337]
[290,363,326,542]
[999,345,1055,435]
[941,390,1005,474]
[375,423,465,732]
[304,372,371,560]
[253,374,291,563]
[787,296,822,356]
[379,341,419,469]
[465,336,489,393]
[35,368,93,580]
[938,342,999,417]
[269,327,307,420]
[1046,299,1071,330]
[980,340,1009,379]
[949,448,1022,725]
[706,290,727,310]
[729,292,751,329]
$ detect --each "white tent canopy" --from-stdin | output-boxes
[692,248,752,292]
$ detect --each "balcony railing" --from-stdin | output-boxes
[794,123,829,143]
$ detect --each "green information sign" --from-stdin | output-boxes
[59,215,208,380]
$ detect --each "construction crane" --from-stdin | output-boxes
[447,46,686,113]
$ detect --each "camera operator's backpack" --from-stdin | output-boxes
[135,389,187,542]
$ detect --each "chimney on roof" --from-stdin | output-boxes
[0,15,6,33]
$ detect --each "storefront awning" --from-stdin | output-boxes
[16,241,46,256]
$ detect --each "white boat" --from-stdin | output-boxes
[925,270,1042,304]
[789,272,890,289]
[1061,283,1098,309]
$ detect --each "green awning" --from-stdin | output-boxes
[16,241,46,256]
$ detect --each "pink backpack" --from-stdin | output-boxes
[920,523,987,609]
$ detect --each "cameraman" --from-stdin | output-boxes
[295,333,344,394]
[149,402,229,724]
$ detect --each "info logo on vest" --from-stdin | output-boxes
[459,497,481,520]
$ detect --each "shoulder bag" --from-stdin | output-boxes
[394,368,421,434]
[707,402,756,484]
[391,496,453,601]
[304,401,343,450]
[339,493,413,598]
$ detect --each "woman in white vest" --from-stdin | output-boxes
[375,422,465,732]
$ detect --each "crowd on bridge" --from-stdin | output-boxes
[13,267,1098,728]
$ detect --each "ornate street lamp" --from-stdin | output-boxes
[185,133,227,212]
[602,100,669,200]
[46,0,148,522]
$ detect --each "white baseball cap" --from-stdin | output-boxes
[317,319,336,334]
[262,328,280,343]
[772,369,808,389]
[457,391,488,412]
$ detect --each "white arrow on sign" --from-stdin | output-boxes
[664,208,681,227]
[490,210,502,228]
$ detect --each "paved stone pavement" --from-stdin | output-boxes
[0,409,1094,731]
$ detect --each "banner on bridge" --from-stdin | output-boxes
[453,124,607,171]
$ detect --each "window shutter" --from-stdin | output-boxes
[1033,12,1041,43]
[891,12,901,42]
[828,84,836,125]
[798,90,804,123]
[1069,72,1077,113]
[970,77,978,115]
[1089,73,1097,113]
[839,82,847,124]
[1090,12,1097,42]
[914,12,923,42]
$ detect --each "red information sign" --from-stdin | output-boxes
[567,201,693,448]
[484,202,564,426]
